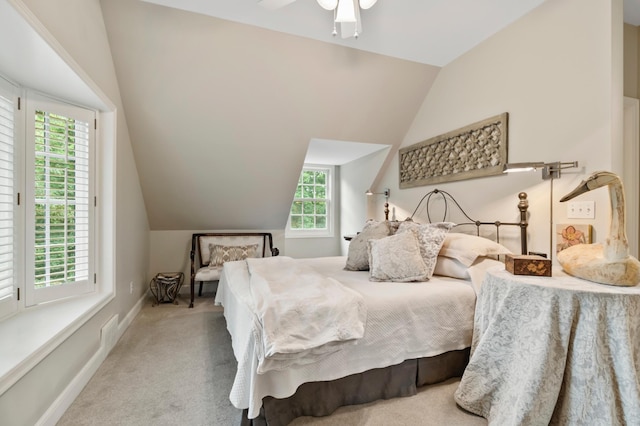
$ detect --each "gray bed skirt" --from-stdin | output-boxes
[241,348,470,426]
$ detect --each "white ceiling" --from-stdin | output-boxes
[139,0,640,168]
[142,0,640,66]
[306,139,390,165]
[142,0,551,66]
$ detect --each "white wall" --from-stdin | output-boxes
[372,0,623,260]
[149,229,285,283]
[340,147,391,255]
[0,0,150,424]
[148,148,393,265]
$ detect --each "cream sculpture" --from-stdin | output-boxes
[558,171,640,286]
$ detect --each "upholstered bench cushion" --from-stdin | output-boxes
[198,235,266,267]
[194,265,223,283]
[190,232,278,308]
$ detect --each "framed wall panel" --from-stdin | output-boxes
[399,113,508,188]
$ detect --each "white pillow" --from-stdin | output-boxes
[433,256,470,280]
[439,233,512,267]
[368,232,430,282]
[345,220,391,271]
[396,221,454,278]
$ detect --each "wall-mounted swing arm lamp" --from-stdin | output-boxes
[503,161,579,180]
[366,188,390,220]
[503,161,579,260]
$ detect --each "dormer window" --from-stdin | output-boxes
[287,165,333,238]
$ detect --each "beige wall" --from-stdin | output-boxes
[625,23,640,98]
[100,0,440,233]
[149,229,284,288]
[374,0,622,260]
[0,0,150,424]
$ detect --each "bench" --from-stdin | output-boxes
[189,232,279,308]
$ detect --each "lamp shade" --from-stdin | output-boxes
[359,0,377,9]
[317,0,338,10]
[503,162,545,173]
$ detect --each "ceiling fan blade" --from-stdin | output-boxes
[359,0,377,9]
[317,0,338,10]
[257,0,297,10]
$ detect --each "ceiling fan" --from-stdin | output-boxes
[257,0,378,39]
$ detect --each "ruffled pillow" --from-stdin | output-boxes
[368,232,429,282]
[396,221,455,278]
[439,233,512,267]
[345,220,391,271]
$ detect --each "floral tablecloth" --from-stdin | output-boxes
[455,267,640,425]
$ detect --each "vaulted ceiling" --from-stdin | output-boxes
[140,0,548,66]
[99,0,638,231]
[100,0,439,230]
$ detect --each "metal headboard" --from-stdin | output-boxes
[409,188,529,255]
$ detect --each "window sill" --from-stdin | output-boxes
[285,232,335,239]
[0,291,113,395]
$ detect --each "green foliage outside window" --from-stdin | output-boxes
[290,169,328,230]
[34,111,80,288]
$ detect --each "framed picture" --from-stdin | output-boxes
[556,224,592,254]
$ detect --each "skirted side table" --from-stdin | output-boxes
[455,267,640,425]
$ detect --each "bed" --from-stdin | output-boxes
[214,189,530,426]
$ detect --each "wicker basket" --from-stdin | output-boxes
[150,272,184,306]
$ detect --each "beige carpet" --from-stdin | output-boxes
[58,293,487,426]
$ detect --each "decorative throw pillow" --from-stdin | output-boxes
[439,233,512,267]
[387,220,403,235]
[433,256,470,280]
[396,221,455,278]
[345,220,391,271]
[368,232,430,282]
[209,243,259,267]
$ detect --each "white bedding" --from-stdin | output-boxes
[246,256,367,373]
[215,255,503,419]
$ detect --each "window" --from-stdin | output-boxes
[287,166,333,237]
[24,95,95,307]
[0,86,96,317]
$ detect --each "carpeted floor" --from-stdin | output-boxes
[58,293,487,426]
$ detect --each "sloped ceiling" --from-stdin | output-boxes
[100,0,439,230]
[141,0,548,66]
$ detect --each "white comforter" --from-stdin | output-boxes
[215,256,502,419]
[246,256,367,373]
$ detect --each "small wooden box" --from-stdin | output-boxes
[505,254,551,277]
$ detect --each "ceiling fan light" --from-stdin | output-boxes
[317,0,338,10]
[359,0,377,10]
[335,0,356,23]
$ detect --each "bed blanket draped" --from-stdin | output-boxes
[247,256,367,374]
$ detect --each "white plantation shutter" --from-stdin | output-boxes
[0,86,15,317]
[26,95,95,306]
[33,111,90,287]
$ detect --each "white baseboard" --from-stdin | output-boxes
[37,294,146,426]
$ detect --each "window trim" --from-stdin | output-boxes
[0,2,117,404]
[286,164,335,239]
